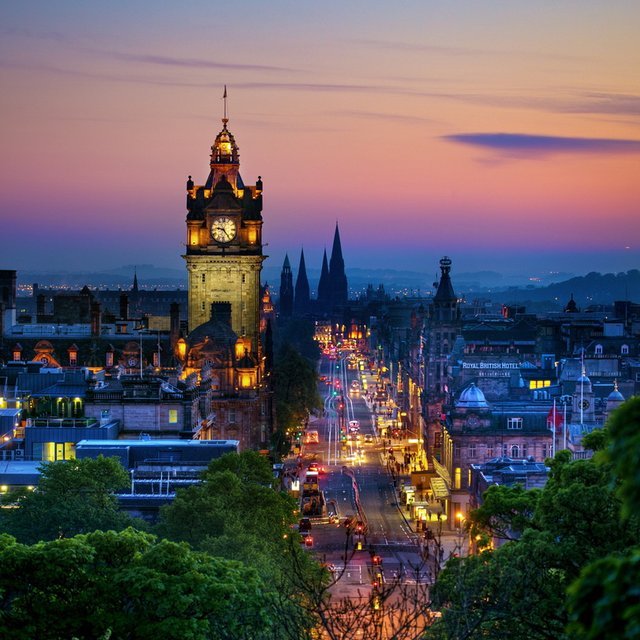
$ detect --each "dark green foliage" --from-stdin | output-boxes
[157,450,319,638]
[470,484,540,542]
[0,456,141,544]
[0,528,270,640]
[274,342,322,437]
[428,399,640,640]
[567,397,640,639]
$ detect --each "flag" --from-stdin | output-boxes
[547,406,563,432]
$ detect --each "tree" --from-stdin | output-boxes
[156,452,320,639]
[567,398,640,639]
[0,528,272,640]
[0,456,141,544]
[201,449,275,486]
[470,483,540,543]
[273,342,322,450]
[427,401,640,640]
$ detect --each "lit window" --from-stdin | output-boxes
[454,467,461,490]
[240,374,252,388]
[169,410,178,424]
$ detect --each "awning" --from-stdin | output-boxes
[430,476,450,499]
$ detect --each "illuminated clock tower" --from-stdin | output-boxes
[183,99,264,355]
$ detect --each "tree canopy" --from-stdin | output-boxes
[0,456,141,544]
[428,397,640,640]
[0,528,271,640]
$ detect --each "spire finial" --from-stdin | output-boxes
[222,85,228,125]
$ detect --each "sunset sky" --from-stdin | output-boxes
[1,1,639,281]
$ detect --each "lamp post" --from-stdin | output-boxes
[455,512,468,557]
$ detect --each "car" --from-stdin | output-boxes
[308,463,318,472]
[299,517,312,532]
[364,434,373,444]
[304,535,314,548]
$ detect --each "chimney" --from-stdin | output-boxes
[119,292,129,320]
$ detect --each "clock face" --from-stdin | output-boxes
[580,399,590,410]
[211,216,236,243]
[466,415,479,428]
[127,357,137,367]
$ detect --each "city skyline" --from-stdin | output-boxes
[1,1,639,277]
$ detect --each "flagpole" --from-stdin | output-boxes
[552,398,556,458]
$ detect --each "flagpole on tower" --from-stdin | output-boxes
[223,85,228,124]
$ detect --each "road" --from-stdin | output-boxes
[301,352,430,601]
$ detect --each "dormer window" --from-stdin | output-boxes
[621,344,629,355]
[594,344,603,355]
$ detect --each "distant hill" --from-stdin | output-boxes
[495,270,640,307]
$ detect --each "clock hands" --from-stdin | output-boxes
[214,225,229,240]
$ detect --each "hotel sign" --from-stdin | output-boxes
[462,362,520,370]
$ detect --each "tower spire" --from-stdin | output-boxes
[223,85,228,125]
[294,248,311,316]
[328,222,348,307]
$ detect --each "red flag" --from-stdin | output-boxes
[547,406,563,432]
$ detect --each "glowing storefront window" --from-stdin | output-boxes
[169,409,178,424]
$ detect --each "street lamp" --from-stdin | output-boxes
[455,512,468,557]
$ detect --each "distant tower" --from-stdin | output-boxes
[294,249,311,316]
[328,222,348,307]
[279,254,294,317]
[426,256,462,396]
[564,294,579,313]
[317,248,331,312]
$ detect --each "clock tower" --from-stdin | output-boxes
[183,103,264,356]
